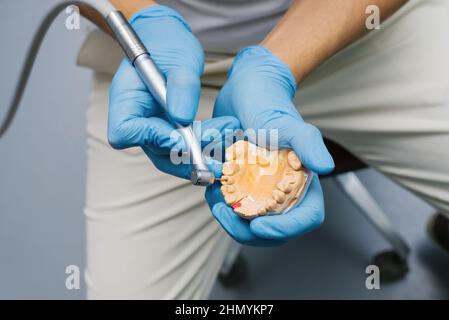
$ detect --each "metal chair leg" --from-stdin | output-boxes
[334,172,410,280]
[218,172,411,282]
[218,241,245,286]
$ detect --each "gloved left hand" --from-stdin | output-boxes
[206,46,335,246]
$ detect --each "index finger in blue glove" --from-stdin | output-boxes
[249,174,325,241]
[166,68,202,126]
[108,61,203,149]
[109,115,183,151]
[109,60,177,150]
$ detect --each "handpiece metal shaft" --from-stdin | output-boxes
[106,11,215,187]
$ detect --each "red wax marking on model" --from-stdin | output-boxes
[231,202,241,209]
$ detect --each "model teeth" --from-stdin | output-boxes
[286,172,297,185]
[221,185,236,193]
[222,161,239,176]
[226,141,245,161]
[220,141,309,219]
[224,194,237,204]
[266,199,278,211]
[277,180,293,193]
[288,151,302,171]
[234,206,250,218]
[256,150,270,167]
[225,148,236,161]
[220,176,235,185]
[272,190,286,203]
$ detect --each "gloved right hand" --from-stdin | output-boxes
[206,46,335,246]
[108,5,209,179]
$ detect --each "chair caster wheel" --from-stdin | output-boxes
[218,254,247,287]
[373,250,409,281]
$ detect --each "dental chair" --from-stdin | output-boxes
[218,138,410,286]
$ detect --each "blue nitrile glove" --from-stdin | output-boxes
[109,5,234,179]
[206,46,335,246]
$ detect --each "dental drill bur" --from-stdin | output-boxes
[106,11,216,186]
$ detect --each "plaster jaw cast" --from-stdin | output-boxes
[220,141,311,219]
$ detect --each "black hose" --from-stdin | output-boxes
[0,0,113,138]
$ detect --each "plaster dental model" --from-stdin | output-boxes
[220,140,310,219]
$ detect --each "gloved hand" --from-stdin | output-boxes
[109,5,234,179]
[206,46,335,246]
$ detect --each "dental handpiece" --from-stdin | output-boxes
[106,11,215,187]
[1,1,214,186]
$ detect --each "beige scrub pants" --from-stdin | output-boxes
[77,0,449,299]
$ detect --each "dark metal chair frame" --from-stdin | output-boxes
[219,139,410,286]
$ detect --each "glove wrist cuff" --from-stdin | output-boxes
[129,5,192,33]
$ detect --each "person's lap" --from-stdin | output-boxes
[298,0,449,216]
[81,0,449,299]
[84,73,230,299]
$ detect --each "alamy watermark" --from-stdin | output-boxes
[366,5,381,30]
[168,122,281,173]
[64,5,381,32]
[65,265,80,290]
[65,5,81,30]
[365,265,380,290]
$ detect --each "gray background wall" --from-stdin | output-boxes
[0,0,448,300]
[0,0,90,299]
